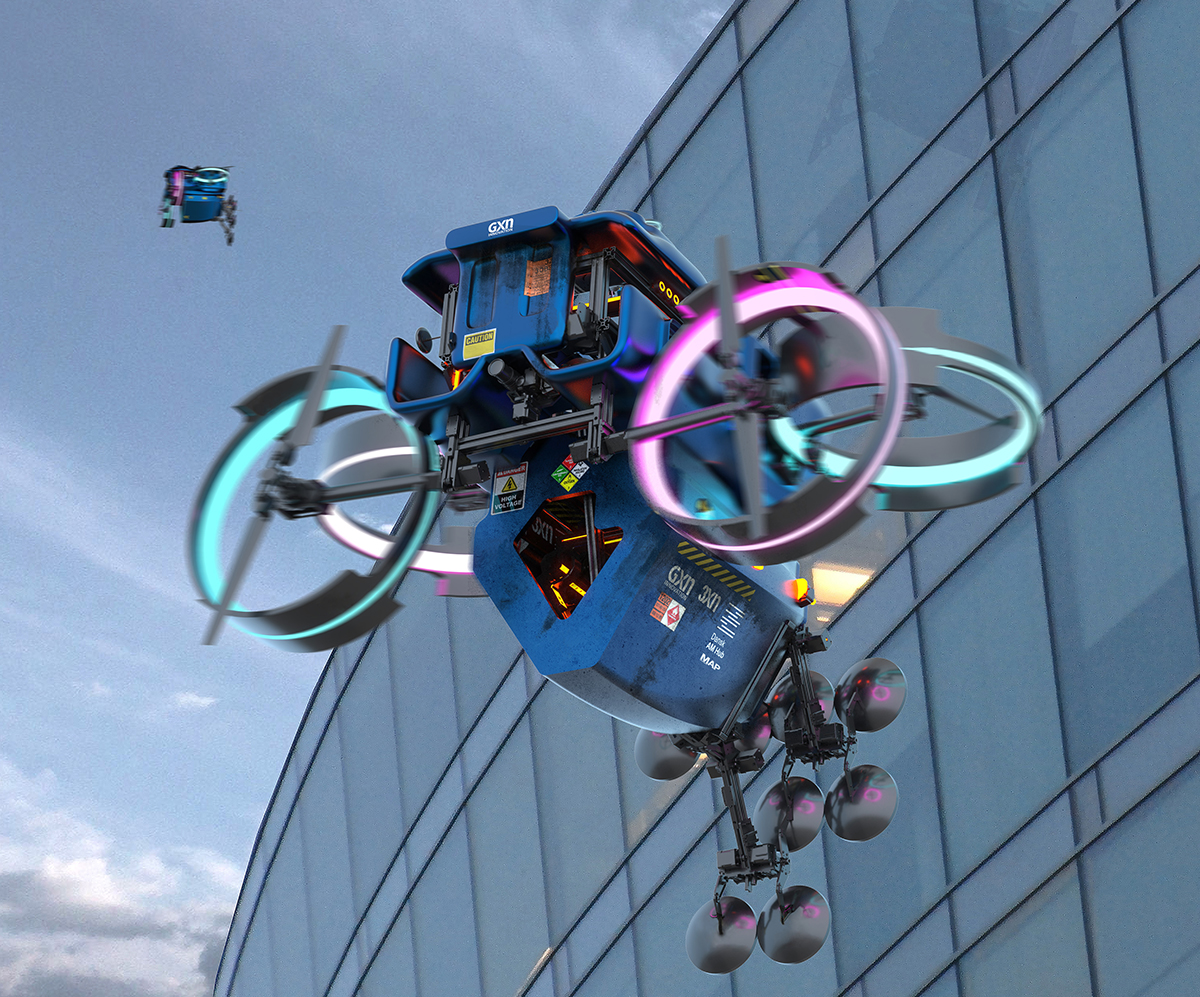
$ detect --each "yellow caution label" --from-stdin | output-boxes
[463,328,496,360]
[502,476,518,493]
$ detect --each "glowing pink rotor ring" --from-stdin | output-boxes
[629,267,907,560]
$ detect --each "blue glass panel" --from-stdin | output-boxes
[596,143,650,212]
[958,865,1091,997]
[821,548,913,661]
[337,632,405,912]
[566,871,632,985]
[297,716,356,990]
[879,158,1017,362]
[951,795,1074,944]
[1053,315,1161,457]
[1124,0,1200,289]
[742,0,868,265]
[921,967,962,997]
[631,831,733,997]
[573,930,639,997]
[874,97,990,259]
[386,570,459,825]
[996,33,1152,399]
[823,618,948,980]
[737,0,796,55]
[266,824,316,997]
[402,759,464,869]
[862,901,954,997]
[1010,0,1116,111]
[1167,344,1200,607]
[1159,268,1200,361]
[358,907,417,997]
[1083,755,1200,997]
[461,657,527,784]
[446,594,524,734]
[1099,676,1200,821]
[825,218,877,288]
[228,917,274,997]
[647,25,738,176]
[1037,384,1199,769]
[986,66,1018,136]
[528,684,628,940]
[291,658,339,780]
[921,506,1064,877]
[649,82,757,278]
[614,718,702,852]
[1071,768,1104,843]
[847,0,983,195]
[408,816,482,997]
[627,769,714,906]
[464,715,549,997]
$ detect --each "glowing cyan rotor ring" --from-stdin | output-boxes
[769,335,1042,508]
[189,368,438,651]
[629,267,907,561]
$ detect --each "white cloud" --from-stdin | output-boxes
[170,693,217,711]
[0,755,237,997]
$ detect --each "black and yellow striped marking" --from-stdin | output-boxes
[677,542,756,599]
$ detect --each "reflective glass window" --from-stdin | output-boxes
[738,0,796,55]
[1009,0,1115,111]
[861,901,954,997]
[996,33,1152,399]
[465,715,551,997]
[879,158,1017,362]
[528,684,628,941]
[596,142,650,213]
[632,831,733,997]
[824,218,877,289]
[1083,755,1200,997]
[958,865,1091,997]
[1071,768,1104,844]
[566,871,632,986]
[1124,0,1200,290]
[614,717,702,852]
[647,25,738,176]
[297,715,356,989]
[922,968,962,997]
[627,767,716,906]
[266,823,316,997]
[847,0,983,195]
[986,65,1017,136]
[358,907,418,997]
[649,81,758,278]
[1167,345,1200,602]
[920,506,1064,876]
[408,815,483,997]
[572,931,639,997]
[292,658,339,780]
[387,571,460,824]
[1160,269,1200,361]
[742,0,868,265]
[1053,315,1161,457]
[446,592,524,735]
[874,97,990,259]
[228,917,274,997]
[337,632,405,912]
[823,619,948,980]
[1098,677,1200,822]
[821,547,913,661]
[1037,384,1199,769]
[461,657,527,785]
[950,795,1075,945]
[978,0,1102,73]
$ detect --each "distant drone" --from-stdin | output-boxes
[160,166,236,245]
[188,207,1041,972]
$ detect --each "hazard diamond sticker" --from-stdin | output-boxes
[491,463,528,514]
[651,592,686,631]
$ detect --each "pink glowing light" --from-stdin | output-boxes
[872,686,891,701]
[629,268,906,554]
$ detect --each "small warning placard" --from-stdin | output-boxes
[651,592,686,631]
[491,463,527,515]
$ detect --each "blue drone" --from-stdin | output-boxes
[160,166,236,244]
[189,206,1041,972]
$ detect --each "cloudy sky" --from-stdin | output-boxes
[0,2,724,993]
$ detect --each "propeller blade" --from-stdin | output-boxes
[715,235,739,365]
[286,324,346,451]
[203,509,271,645]
[734,411,766,538]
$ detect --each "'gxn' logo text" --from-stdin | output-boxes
[488,217,514,236]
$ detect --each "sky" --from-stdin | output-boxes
[0,2,725,994]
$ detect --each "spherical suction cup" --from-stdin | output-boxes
[634,729,697,781]
[835,658,906,733]
[734,707,772,754]
[824,764,898,841]
[766,667,832,741]
[756,885,830,963]
[686,896,757,974]
[752,777,823,851]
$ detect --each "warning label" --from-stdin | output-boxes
[552,455,590,492]
[491,463,527,515]
[651,592,686,631]
[463,328,497,360]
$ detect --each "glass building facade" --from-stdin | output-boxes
[213,1,1200,994]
